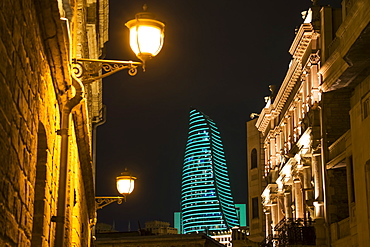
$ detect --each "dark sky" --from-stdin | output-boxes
[96,0,313,232]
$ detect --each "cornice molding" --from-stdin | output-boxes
[256,59,302,133]
[289,24,314,59]
[256,24,316,134]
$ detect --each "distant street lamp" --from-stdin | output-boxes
[95,168,137,210]
[116,168,137,194]
[72,5,165,82]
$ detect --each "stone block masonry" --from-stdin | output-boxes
[0,0,53,246]
[1,0,96,246]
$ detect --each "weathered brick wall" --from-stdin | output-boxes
[0,0,96,246]
[0,0,61,246]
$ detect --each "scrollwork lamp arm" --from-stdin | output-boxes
[72,58,143,84]
[95,196,126,210]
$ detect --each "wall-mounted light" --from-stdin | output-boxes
[72,5,165,83]
[55,5,163,247]
[126,4,165,70]
[95,168,137,210]
[116,168,137,194]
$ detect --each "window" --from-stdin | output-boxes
[251,148,257,169]
[252,197,259,219]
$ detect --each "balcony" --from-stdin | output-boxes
[330,217,350,243]
[327,131,349,169]
[260,218,316,247]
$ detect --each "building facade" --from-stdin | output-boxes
[246,119,266,243]
[144,221,178,235]
[0,0,107,246]
[181,108,239,234]
[247,0,370,246]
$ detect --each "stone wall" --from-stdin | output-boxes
[0,0,59,245]
[322,88,352,146]
[0,0,98,246]
[327,167,349,223]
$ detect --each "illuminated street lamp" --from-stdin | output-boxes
[95,168,137,210]
[73,5,165,82]
[126,4,165,70]
[116,168,137,194]
[55,6,164,247]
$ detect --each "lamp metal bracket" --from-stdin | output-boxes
[95,196,126,210]
[72,58,142,83]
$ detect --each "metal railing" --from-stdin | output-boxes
[260,218,316,246]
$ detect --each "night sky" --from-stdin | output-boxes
[95,0,313,232]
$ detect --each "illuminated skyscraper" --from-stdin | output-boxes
[181,108,239,234]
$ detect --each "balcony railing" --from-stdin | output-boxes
[259,234,277,247]
[260,218,316,247]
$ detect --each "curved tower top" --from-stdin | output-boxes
[181,108,239,234]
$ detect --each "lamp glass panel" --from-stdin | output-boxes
[129,25,163,56]
[117,178,135,194]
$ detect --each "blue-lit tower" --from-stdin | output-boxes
[181,108,239,234]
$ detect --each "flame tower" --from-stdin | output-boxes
[181,108,239,233]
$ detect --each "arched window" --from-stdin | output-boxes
[251,148,257,169]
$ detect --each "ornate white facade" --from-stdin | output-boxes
[247,1,370,246]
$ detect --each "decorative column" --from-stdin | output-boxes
[264,145,270,177]
[302,165,313,221]
[310,54,320,103]
[277,194,285,223]
[270,137,276,169]
[312,150,327,246]
[284,190,293,220]
[294,178,304,219]
[271,202,278,236]
[312,152,324,218]
[265,209,272,237]
[303,166,313,198]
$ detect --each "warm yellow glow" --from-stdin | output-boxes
[276,177,283,192]
[116,170,136,195]
[126,18,165,61]
[297,128,311,153]
[129,25,163,56]
[303,9,313,23]
[116,178,135,194]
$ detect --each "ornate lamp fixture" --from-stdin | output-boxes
[73,5,165,83]
[95,168,137,210]
[116,168,137,194]
[126,4,165,70]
